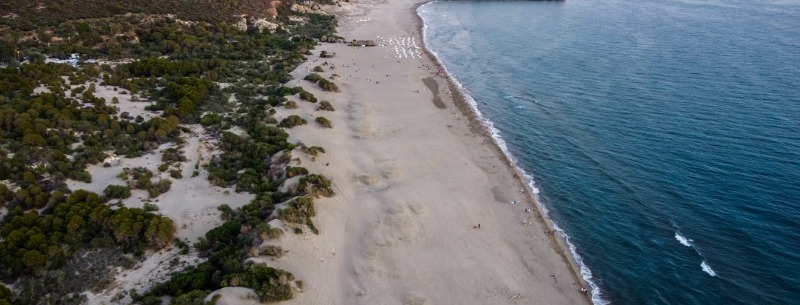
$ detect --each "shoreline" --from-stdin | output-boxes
[412,2,600,303]
[264,0,595,304]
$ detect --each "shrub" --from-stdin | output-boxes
[297,174,334,198]
[261,227,284,240]
[315,117,332,128]
[259,245,284,257]
[162,148,186,163]
[201,113,224,126]
[144,202,160,212]
[313,66,324,72]
[303,73,322,83]
[284,100,298,109]
[103,184,131,199]
[318,79,339,92]
[278,115,307,128]
[304,146,325,156]
[317,101,334,111]
[286,167,309,178]
[170,169,183,179]
[306,218,319,235]
[298,90,317,103]
[147,179,172,198]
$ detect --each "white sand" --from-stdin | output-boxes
[226,0,593,304]
[78,126,254,304]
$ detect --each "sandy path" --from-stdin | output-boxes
[253,0,593,304]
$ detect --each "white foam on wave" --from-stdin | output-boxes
[675,232,693,247]
[701,261,717,277]
[419,4,608,304]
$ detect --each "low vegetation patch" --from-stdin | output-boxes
[278,115,308,128]
[315,116,333,128]
[317,100,335,111]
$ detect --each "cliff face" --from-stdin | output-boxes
[0,0,333,30]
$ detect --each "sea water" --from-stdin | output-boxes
[419,1,800,304]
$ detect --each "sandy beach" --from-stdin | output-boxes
[247,0,593,304]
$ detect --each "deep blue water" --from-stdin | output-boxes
[419,1,800,304]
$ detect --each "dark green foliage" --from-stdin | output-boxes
[315,116,332,128]
[312,66,324,72]
[0,64,182,202]
[206,128,289,190]
[119,167,172,198]
[0,190,174,277]
[317,78,339,92]
[144,202,160,212]
[302,73,338,92]
[162,147,187,164]
[303,73,323,83]
[169,290,214,305]
[200,113,224,126]
[170,169,183,179]
[285,166,309,178]
[317,100,334,111]
[278,115,307,128]
[103,184,132,199]
[298,90,317,103]
[0,283,12,305]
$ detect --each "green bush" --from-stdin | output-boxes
[303,73,322,83]
[278,115,307,128]
[299,90,317,103]
[312,66,324,72]
[317,101,334,111]
[144,202,160,212]
[284,100,298,109]
[286,166,309,178]
[103,184,131,199]
[318,78,339,92]
[304,146,325,156]
[315,116,332,128]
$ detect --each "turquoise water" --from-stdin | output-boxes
[419,1,800,304]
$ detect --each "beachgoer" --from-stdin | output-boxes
[478,224,481,229]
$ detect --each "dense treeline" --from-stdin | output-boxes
[0,190,174,304]
[2,11,329,63]
[0,0,334,31]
